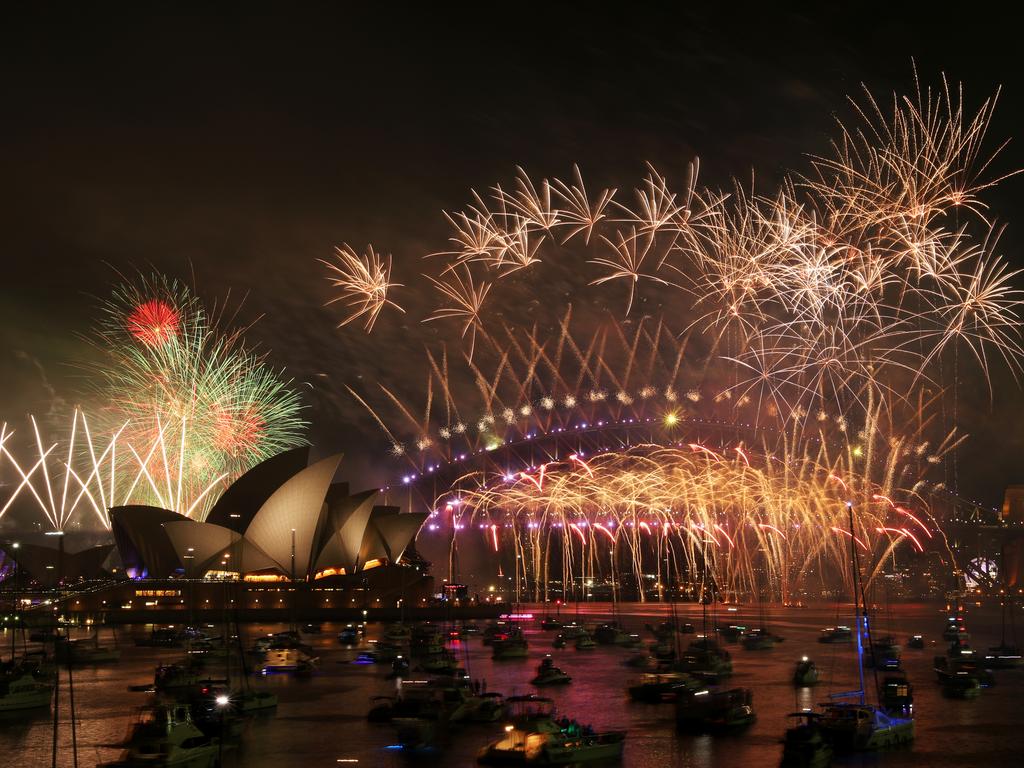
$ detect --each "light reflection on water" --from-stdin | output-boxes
[1,601,1022,766]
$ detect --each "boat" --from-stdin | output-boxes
[627,671,699,703]
[984,643,1023,669]
[551,634,567,649]
[458,691,510,723]
[155,664,201,691]
[55,636,121,664]
[941,674,982,699]
[793,657,819,686]
[871,636,901,657]
[133,628,184,648]
[780,712,833,768]
[0,670,52,712]
[675,686,753,731]
[99,703,220,767]
[540,616,563,631]
[985,592,1022,668]
[476,695,625,765]
[258,648,318,675]
[384,623,413,644]
[483,622,507,646]
[717,624,746,643]
[593,623,630,645]
[933,640,994,686]
[703,702,756,732]
[573,632,596,650]
[879,673,913,712]
[493,629,530,660]
[818,626,852,644]
[907,635,925,649]
[818,703,914,750]
[532,657,571,686]
[392,716,446,756]
[337,625,360,645]
[742,628,777,650]
[368,680,483,723]
[674,637,733,679]
[815,501,914,752]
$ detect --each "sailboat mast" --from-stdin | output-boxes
[846,501,866,705]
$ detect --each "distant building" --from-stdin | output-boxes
[110,448,427,582]
[1001,485,1024,524]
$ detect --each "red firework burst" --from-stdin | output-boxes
[126,300,180,346]
[212,405,265,456]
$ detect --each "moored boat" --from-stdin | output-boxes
[780,712,833,768]
[793,657,819,686]
[477,695,625,765]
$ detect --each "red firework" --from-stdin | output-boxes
[212,405,265,456]
[126,300,180,346]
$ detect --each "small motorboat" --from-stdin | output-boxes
[540,616,563,631]
[574,632,597,650]
[818,626,853,644]
[793,657,819,686]
[531,656,572,686]
[907,634,925,649]
[476,695,625,765]
[492,630,529,660]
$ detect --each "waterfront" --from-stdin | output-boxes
[2,600,1022,766]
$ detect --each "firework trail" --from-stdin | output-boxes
[327,75,1021,596]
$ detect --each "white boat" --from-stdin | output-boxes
[0,672,52,713]
[100,703,220,767]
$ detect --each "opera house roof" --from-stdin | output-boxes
[110,449,427,580]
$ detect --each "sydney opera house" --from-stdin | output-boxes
[2,448,433,619]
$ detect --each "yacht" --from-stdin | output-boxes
[815,502,914,752]
[0,671,53,713]
[817,703,913,750]
[477,695,625,765]
[100,703,219,768]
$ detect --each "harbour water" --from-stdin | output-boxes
[2,600,1022,766]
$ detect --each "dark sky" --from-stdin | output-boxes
[2,6,1022,507]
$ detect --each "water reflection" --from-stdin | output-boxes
[0,601,1022,766]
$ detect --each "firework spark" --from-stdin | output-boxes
[321,244,404,332]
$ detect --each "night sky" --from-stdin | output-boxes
[2,6,1022,509]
